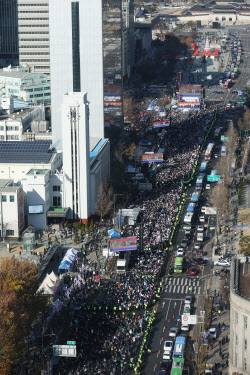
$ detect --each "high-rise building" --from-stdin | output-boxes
[17,0,50,77]
[62,92,90,220]
[0,0,18,67]
[49,0,105,143]
[122,0,134,80]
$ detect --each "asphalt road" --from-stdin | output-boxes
[140,25,248,375]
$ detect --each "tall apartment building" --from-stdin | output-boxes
[0,0,19,67]
[122,0,134,80]
[17,0,50,77]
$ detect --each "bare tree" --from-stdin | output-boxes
[210,185,228,233]
[95,183,115,221]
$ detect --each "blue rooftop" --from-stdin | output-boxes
[90,139,107,162]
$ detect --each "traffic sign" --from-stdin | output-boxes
[221,135,229,141]
[207,175,220,182]
[53,345,77,357]
[236,98,246,103]
[182,315,197,324]
[67,341,76,345]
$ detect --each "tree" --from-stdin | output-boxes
[0,257,48,374]
[239,236,250,255]
[95,183,115,220]
[210,185,228,233]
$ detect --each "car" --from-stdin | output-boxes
[205,184,211,190]
[201,206,206,213]
[175,315,181,323]
[185,229,191,237]
[195,185,203,192]
[181,239,188,248]
[214,153,219,158]
[158,371,167,375]
[181,323,189,331]
[214,259,231,267]
[184,296,192,305]
[199,215,205,223]
[192,257,206,265]
[209,327,217,339]
[190,267,197,275]
[160,360,172,371]
[169,327,178,337]
[197,225,203,232]
[176,249,184,257]
[163,341,173,352]
[194,242,201,250]
[162,351,171,360]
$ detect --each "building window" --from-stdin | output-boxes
[10,195,14,202]
[244,358,247,371]
[53,196,61,207]
[244,316,247,329]
[235,312,238,324]
[235,352,237,366]
[245,338,247,350]
[2,195,6,202]
[53,186,60,192]
[6,230,14,236]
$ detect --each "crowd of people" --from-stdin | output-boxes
[19,104,216,375]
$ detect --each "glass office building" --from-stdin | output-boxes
[0,0,18,67]
[103,0,123,130]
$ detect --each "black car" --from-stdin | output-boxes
[192,257,206,264]
[160,360,172,371]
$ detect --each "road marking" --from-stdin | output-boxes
[180,278,184,285]
[173,285,176,293]
[163,297,183,301]
[181,286,185,294]
[169,286,172,293]
[165,298,171,320]
[177,286,180,294]
[185,278,188,285]
[165,287,168,293]
[177,278,180,285]
[198,287,201,295]
[185,286,189,294]
[162,301,165,309]
[197,281,200,286]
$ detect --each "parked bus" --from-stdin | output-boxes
[174,257,183,273]
[172,335,186,358]
[221,145,227,156]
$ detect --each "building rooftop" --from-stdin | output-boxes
[0,106,40,122]
[239,262,250,300]
[0,179,13,188]
[0,141,53,164]
[27,169,49,175]
[0,70,30,79]
[89,137,101,152]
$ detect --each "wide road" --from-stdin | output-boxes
[140,25,249,375]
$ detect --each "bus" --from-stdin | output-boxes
[174,257,183,273]
[184,212,193,223]
[221,145,227,156]
[187,202,196,212]
[200,162,207,172]
[171,358,184,375]
[214,128,221,139]
[172,335,186,358]
[191,192,200,203]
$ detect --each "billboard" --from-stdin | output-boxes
[182,315,197,325]
[205,207,217,215]
[153,119,170,128]
[110,236,137,252]
[18,191,24,232]
[142,153,164,163]
[29,205,44,214]
[179,85,201,96]
[179,96,200,103]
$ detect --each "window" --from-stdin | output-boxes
[244,316,247,329]
[245,338,247,350]
[236,334,238,345]
[53,186,60,192]
[53,196,61,207]
[6,230,14,236]
[244,358,247,371]
[10,196,14,202]
[0,126,4,131]
[235,312,238,324]
[0,136,4,140]
[2,195,6,202]
[235,352,237,366]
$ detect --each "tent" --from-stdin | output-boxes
[58,248,79,271]
[59,260,72,270]
[108,229,121,238]
[37,275,55,295]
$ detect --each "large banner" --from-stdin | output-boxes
[110,237,137,252]
[179,85,201,96]
[142,153,164,163]
[153,119,170,128]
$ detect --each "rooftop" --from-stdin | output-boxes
[27,169,49,175]
[0,106,40,122]
[0,179,13,188]
[0,70,46,80]
[239,262,250,300]
[0,141,53,164]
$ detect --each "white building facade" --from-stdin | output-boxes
[49,0,104,143]
[62,92,90,220]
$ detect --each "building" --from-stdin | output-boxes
[0,66,50,104]
[0,0,19,67]
[62,92,90,220]
[122,0,135,80]
[0,106,45,141]
[230,258,250,374]
[49,0,105,143]
[0,179,24,238]
[17,0,50,77]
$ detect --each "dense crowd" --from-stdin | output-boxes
[20,106,215,375]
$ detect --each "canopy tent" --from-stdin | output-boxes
[108,229,121,238]
[49,270,57,283]
[58,248,78,271]
[37,274,55,295]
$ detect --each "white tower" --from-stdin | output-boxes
[62,92,90,220]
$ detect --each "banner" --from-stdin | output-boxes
[110,237,137,252]
[142,153,164,163]
[153,119,170,128]
[179,85,201,96]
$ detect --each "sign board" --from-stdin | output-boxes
[142,153,164,163]
[110,237,137,252]
[53,345,76,357]
[207,175,220,182]
[182,315,197,324]
[236,98,246,103]
[153,119,170,128]
[205,207,217,215]
[67,341,76,345]
[221,135,229,141]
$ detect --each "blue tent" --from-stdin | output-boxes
[59,260,72,270]
[108,229,121,238]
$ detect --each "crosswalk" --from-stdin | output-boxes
[164,277,201,295]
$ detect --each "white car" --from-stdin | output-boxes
[163,351,171,360]
[209,327,217,339]
[181,323,189,331]
[199,216,205,223]
[169,327,178,337]
[184,296,192,305]
[176,249,184,257]
[197,225,203,232]
[201,206,206,213]
[214,153,219,158]
[214,259,231,267]
[163,340,173,353]
[205,184,211,190]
